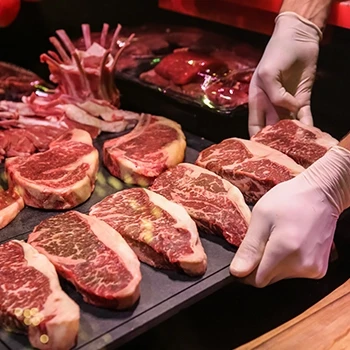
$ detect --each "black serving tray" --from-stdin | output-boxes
[0,130,239,350]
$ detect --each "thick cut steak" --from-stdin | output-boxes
[103,114,186,186]
[90,188,207,276]
[196,138,305,203]
[150,163,251,246]
[251,120,338,167]
[0,189,24,229]
[5,129,99,209]
[0,240,79,350]
[28,211,141,309]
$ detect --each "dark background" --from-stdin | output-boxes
[1,1,350,349]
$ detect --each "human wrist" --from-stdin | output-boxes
[275,11,323,42]
[279,0,332,32]
[302,146,350,213]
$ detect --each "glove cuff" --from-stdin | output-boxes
[275,11,323,42]
[302,145,350,213]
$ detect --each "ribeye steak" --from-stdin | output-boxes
[28,211,141,309]
[251,120,338,168]
[0,189,24,229]
[150,163,251,246]
[196,138,305,203]
[5,129,99,209]
[0,240,79,350]
[89,188,207,276]
[103,114,186,186]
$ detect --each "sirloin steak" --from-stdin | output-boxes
[0,240,79,350]
[103,114,186,186]
[0,189,24,229]
[28,211,141,309]
[196,138,305,203]
[150,163,251,246]
[5,129,99,209]
[251,120,338,168]
[90,188,207,276]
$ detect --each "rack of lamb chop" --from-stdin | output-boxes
[0,23,140,161]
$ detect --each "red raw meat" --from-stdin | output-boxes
[90,188,207,276]
[6,129,99,210]
[103,114,186,186]
[251,120,339,167]
[154,51,228,85]
[151,163,251,246]
[196,138,305,203]
[0,240,79,350]
[28,211,141,309]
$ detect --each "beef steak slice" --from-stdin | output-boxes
[28,211,141,309]
[89,188,207,276]
[5,129,99,210]
[0,189,24,229]
[150,163,251,246]
[251,120,338,167]
[103,114,186,186]
[0,240,79,350]
[195,138,305,203]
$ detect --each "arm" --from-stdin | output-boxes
[280,0,333,30]
[248,0,333,137]
[230,137,350,287]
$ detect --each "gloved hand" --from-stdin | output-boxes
[248,11,323,137]
[230,145,350,287]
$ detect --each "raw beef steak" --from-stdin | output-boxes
[0,189,24,229]
[28,211,141,309]
[153,50,228,85]
[89,188,207,276]
[0,240,79,350]
[251,120,338,167]
[103,114,186,186]
[196,138,305,203]
[150,163,251,246]
[5,129,99,209]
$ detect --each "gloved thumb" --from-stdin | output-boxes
[230,214,270,277]
[297,105,314,126]
[230,239,263,278]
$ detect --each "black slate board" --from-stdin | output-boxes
[0,130,239,350]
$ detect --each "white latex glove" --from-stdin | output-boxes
[230,145,350,287]
[248,11,323,137]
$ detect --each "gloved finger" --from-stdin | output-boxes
[261,72,300,114]
[248,83,267,137]
[241,229,293,287]
[296,104,314,126]
[230,210,271,278]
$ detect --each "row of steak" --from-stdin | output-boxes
[0,115,339,350]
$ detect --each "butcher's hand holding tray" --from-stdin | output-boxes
[231,0,350,287]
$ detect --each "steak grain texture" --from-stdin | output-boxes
[0,190,24,229]
[5,129,99,209]
[103,114,186,186]
[90,188,207,276]
[196,138,305,203]
[150,163,251,246]
[251,120,338,167]
[0,240,79,350]
[28,211,141,309]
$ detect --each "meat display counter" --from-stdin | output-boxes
[0,1,350,349]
